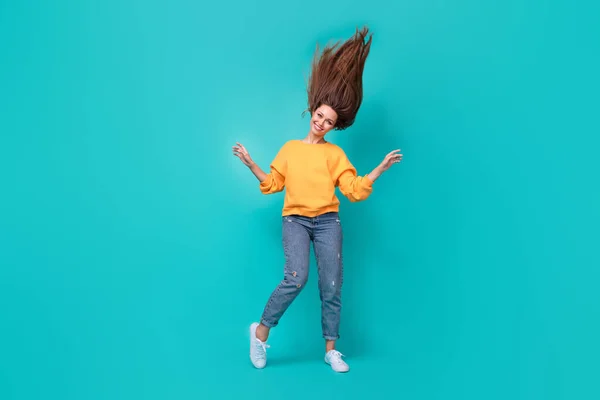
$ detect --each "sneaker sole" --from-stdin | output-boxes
[325,358,349,373]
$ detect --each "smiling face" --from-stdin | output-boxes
[310,104,338,137]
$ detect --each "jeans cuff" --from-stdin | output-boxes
[260,318,277,328]
[323,335,339,341]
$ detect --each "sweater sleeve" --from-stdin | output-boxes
[334,152,373,202]
[259,143,287,194]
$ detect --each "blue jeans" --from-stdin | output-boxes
[260,212,344,341]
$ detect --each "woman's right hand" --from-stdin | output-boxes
[232,142,255,167]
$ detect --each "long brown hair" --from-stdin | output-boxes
[306,27,373,130]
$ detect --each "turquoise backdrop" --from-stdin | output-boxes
[1,1,599,399]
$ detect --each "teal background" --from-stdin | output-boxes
[1,0,599,399]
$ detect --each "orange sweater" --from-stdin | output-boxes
[259,140,373,216]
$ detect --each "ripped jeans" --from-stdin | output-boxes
[260,212,344,341]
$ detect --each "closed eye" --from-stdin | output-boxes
[317,112,334,125]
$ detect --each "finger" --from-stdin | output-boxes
[386,149,401,157]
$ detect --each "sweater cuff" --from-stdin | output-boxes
[259,174,274,193]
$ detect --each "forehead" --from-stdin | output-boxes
[316,105,337,120]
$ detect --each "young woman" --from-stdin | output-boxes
[233,27,402,373]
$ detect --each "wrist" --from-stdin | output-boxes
[368,167,381,182]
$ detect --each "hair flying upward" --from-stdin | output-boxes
[306,27,373,130]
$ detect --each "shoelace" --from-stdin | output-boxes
[328,350,345,364]
[253,339,270,357]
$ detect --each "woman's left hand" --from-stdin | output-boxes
[378,149,403,171]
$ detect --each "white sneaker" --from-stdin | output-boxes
[249,322,269,368]
[324,350,350,372]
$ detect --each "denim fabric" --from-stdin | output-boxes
[260,212,343,340]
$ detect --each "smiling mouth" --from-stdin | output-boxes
[314,122,323,131]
